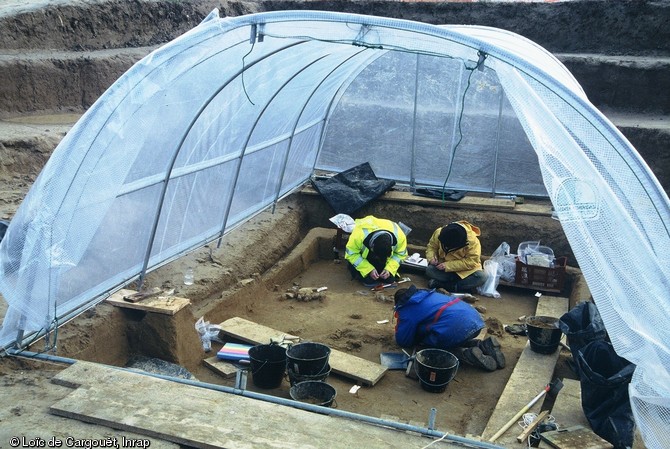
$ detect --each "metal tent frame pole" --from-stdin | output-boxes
[215,50,329,246]
[271,49,368,213]
[136,40,306,290]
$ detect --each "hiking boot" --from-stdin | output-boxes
[479,336,506,369]
[428,279,451,292]
[459,346,497,372]
[460,339,481,348]
[504,323,527,336]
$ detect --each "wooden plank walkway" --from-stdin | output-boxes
[536,378,603,448]
[203,356,238,379]
[481,295,569,446]
[50,361,465,449]
[219,317,387,386]
[549,378,590,429]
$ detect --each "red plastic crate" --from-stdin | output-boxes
[514,256,567,292]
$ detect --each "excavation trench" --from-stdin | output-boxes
[33,191,585,438]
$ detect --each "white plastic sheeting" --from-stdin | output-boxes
[0,10,668,448]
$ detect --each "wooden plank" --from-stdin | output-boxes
[550,378,591,430]
[203,356,239,379]
[219,316,387,386]
[380,190,516,210]
[499,280,563,294]
[300,185,516,211]
[50,361,463,449]
[541,425,613,449]
[301,185,557,216]
[107,289,190,315]
[517,410,550,443]
[513,202,555,217]
[481,295,569,446]
[535,295,570,320]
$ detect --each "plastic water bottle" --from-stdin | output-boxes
[183,268,194,285]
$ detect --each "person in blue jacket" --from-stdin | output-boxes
[393,285,505,371]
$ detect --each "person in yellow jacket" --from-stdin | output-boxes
[345,215,408,287]
[425,221,487,293]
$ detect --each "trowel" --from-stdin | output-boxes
[370,276,412,291]
[380,349,413,370]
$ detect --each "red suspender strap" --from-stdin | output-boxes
[425,297,461,333]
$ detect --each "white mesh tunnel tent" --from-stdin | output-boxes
[0,9,669,448]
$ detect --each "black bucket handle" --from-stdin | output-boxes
[249,343,286,375]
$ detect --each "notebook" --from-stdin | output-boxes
[402,253,428,268]
[217,342,252,362]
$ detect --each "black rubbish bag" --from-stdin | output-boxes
[412,187,466,202]
[575,339,636,449]
[0,220,9,244]
[311,162,395,215]
[559,301,608,357]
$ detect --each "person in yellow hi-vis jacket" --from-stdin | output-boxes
[425,221,487,293]
[345,215,408,287]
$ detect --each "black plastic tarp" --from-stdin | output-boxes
[311,162,395,215]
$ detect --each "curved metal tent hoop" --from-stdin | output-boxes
[241,12,625,197]
[271,48,371,212]
[233,10,667,207]
[214,54,332,246]
[136,40,309,288]
[52,20,253,242]
[39,34,261,301]
[312,50,390,171]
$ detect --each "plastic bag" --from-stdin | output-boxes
[517,241,540,262]
[559,301,608,358]
[491,241,516,283]
[329,213,355,233]
[195,316,222,352]
[518,240,554,266]
[477,259,501,298]
[575,340,636,449]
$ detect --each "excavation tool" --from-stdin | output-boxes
[371,283,397,291]
[380,349,413,370]
[488,378,564,443]
[370,277,411,291]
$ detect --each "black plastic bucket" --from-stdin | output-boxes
[526,316,562,354]
[289,381,337,407]
[286,342,331,376]
[414,349,459,393]
[287,363,331,386]
[248,344,287,389]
